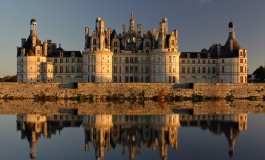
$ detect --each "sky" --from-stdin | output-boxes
[0,0,265,77]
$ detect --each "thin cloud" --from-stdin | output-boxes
[182,0,213,4]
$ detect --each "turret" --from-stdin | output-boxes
[43,41,47,56]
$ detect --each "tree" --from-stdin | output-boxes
[253,66,265,81]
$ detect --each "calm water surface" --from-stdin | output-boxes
[0,112,265,160]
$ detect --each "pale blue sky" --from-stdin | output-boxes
[1,0,265,76]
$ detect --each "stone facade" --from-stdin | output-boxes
[17,16,247,83]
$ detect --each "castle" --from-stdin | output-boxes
[17,14,248,83]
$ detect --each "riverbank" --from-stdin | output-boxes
[0,83,265,101]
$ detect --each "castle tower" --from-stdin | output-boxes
[218,21,248,83]
[17,18,49,82]
[83,16,113,82]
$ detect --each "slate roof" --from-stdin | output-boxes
[47,50,82,58]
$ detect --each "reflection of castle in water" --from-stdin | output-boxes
[16,113,247,159]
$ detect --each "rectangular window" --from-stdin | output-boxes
[114,67,117,73]
[134,67,138,73]
[197,67,200,73]
[88,65,90,72]
[125,67,129,73]
[72,66,75,73]
[187,67,190,73]
[240,59,244,63]
[208,67,210,73]
[202,67,206,73]
[114,76,117,82]
[130,67,133,73]
[222,66,224,73]
[93,39,96,45]
[240,66,243,73]
[55,66,57,73]
[125,57,129,64]
[113,57,118,64]
[182,59,185,64]
[169,56,172,63]
[60,58,63,63]
[192,67,195,73]
[182,67,185,73]
[92,76,95,82]
[134,57,138,64]
[125,76,129,83]
[60,66,63,73]
[130,57,134,64]
[173,56,176,63]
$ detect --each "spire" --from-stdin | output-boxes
[129,12,135,32]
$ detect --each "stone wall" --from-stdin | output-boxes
[0,82,265,99]
[1,99,265,115]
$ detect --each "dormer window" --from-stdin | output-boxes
[197,53,200,58]
[71,52,75,57]
[60,52,63,57]
[207,54,211,58]
[187,53,190,58]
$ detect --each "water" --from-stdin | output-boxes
[0,103,265,160]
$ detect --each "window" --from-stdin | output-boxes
[134,67,138,73]
[169,56,172,63]
[202,60,205,64]
[134,57,138,64]
[197,67,200,73]
[114,67,117,73]
[181,59,185,64]
[202,67,206,73]
[240,59,244,63]
[187,67,190,73]
[130,57,133,64]
[240,76,243,83]
[91,56,95,63]
[125,67,129,73]
[169,66,172,73]
[114,49,118,53]
[113,57,118,64]
[173,56,176,63]
[125,57,129,64]
[60,66,63,73]
[66,66,69,73]
[171,40,174,45]
[173,66,176,73]
[92,76,95,82]
[88,65,90,72]
[93,39,96,45]
[212,60,215,64]
[72,66,75,73]
[182,67,185,73]
[60,58,63,63]
[222,59,224,63]
[208,67,210,73]
[192,67,195,73]
[192,59,195,64]
[66,59,69,63]
[130,67,133,73]
[114,41,118,47]
[91,65,95,72]
[114,76,117,82]
[77,66,82,72]
[222,66,224,73]
[240,66,243,73]
[55,66,57,73]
